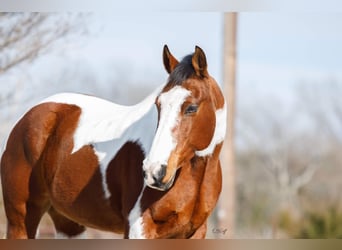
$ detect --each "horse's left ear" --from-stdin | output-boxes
[192,46,209,78]
[163,45,179,74]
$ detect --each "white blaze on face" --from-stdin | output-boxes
[143,86,190,183]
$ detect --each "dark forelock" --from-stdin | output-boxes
[167,54,195,86]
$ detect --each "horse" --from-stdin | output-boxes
[0,45,226,239]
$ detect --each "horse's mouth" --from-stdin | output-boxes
[146,172,176,192]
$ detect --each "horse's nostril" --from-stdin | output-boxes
[159,164,167,179]
[142,170,146,179]
[152,175,160,185]
[151,165,167,186]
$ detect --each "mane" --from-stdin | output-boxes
[167,54,195,86]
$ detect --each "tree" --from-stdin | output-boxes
[0,13,88,74]
[216,12,238,239]
[0,13,89,145]
[235,80,342,237]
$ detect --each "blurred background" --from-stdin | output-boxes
[0,12,341,239]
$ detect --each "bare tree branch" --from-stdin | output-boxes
[0,13,88,74]
[0,13,46,50]
[291,163,319,191]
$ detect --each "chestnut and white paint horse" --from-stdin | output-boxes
[1,45,226,239]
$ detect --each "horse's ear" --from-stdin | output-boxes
[192,46,208,78]
[163,45,179,74]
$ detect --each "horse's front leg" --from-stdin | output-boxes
[125,210,172,239]
[127,210,203,239]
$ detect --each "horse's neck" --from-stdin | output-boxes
[192,142,223,177]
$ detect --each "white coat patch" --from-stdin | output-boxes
[128,185,146,239]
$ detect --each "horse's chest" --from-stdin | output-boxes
[147,185,202,225]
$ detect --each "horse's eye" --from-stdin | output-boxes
[184,104,198,115]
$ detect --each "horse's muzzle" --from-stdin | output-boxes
[143,164,176,191]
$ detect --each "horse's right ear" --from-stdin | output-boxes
[163,45,179,74]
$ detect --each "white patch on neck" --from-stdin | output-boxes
[196,102,227,157]
[41,85,162,199]
[128,185,146,239]
[143,86,190,173]
[41,86,162,154]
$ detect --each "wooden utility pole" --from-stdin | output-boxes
[217,12,237,239]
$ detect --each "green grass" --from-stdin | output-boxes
[278,205,342,239]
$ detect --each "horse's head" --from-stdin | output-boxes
[143,45,226,191]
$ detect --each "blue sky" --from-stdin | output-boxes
[71,12,342,105]
[2,12,342,116]
[89,12,342,80]
[239,13,342,71]
[237,13,342,105]
[77,13,223,83]
[1,11,342,152]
